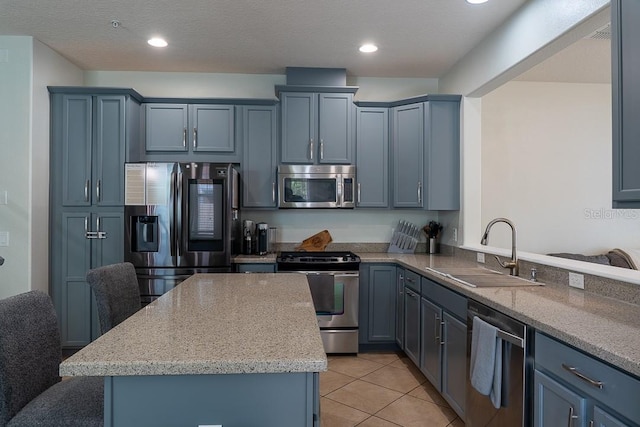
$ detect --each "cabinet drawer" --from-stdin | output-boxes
[404,269,421,292]
[535,332,640,424]
[421,277,467,320]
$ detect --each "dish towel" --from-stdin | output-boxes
[470,316,503,409]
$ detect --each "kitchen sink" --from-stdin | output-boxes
[425,267,542,288]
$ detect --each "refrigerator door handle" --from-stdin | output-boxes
[169,168,177,259]
[176,169,183,258]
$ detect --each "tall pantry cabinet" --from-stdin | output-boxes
[49,88,141,348]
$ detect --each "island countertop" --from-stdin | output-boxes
[60,273,327,377]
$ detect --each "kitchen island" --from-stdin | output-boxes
[60,273,326,427]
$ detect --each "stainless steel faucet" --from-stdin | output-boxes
[480,217,519,276]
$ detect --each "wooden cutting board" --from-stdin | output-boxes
[295,230,333,252]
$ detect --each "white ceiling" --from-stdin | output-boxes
[0,0,611,83]
[0,0,533,78]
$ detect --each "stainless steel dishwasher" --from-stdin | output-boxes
[466,300,532,427]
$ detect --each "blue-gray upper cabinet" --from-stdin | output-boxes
[612,0,640,208]
[59,94,127,207]
[144,103,237,159]
[424,100,460,210]
[356,107,389,207]
[391,98,461,210]
[392,103,424,207]
[240,105,278,208]
[280,92,354,164]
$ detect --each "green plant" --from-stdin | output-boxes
[423,221,443,239]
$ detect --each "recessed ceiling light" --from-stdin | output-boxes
[466,0,489,4]
[148,37,168,48]
[359,44,378,53]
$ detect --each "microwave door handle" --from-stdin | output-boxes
[337,178,343,206]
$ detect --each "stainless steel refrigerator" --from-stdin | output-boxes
[124,162,240,303]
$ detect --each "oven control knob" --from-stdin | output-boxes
[342,255,350,262]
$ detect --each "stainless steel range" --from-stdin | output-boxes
[277,251,361,354]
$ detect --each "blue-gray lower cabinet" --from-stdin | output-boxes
[359,264,396,346]
[104,372,319,427]
[356,107,389,207]
[395,268,405,347]
[534,370,587,427]
[240,105,278,208]
[57,210,124,347]
[403,286,421,366]
[236,263,276,273]
[420,276,466,419]
[535,332,640,427]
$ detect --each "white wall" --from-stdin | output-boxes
[480,81,640,255]
[0,36,33,298]
[0,36,82,299]
[84,71,439,102]
[31,39,83,294]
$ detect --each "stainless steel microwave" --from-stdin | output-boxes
[278,165,356,208]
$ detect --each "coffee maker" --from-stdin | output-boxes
[242,220,254,255]
[256,222,269,255]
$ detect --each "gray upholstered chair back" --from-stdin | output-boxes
[86,262,141,334]
[0,291,61,426]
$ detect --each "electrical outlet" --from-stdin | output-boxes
[453,227,458,242]
[569,272,584,289]
[477,252,485,263]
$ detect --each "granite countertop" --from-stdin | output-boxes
[60,273,327,377]
[359,253,640,378]
[233,253,277,263]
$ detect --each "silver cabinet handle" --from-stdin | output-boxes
[320,139,324,160]
[182,128,187,148]
[309,139,314,161]
[272,182,276,204]
[562,364,604,389]
[406,289,418,299]
[193,128,197,149]
[96,179,101,202]
[567,406,578,427]
[357,183,361,204]
[434,313,440,344]
[588,421,594,427]
[84,180,90,202]
[85,216,98,239]
[417,181,422,204]
[406,276,416,284]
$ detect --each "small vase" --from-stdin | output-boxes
[427,238,438,254]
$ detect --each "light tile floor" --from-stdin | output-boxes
[320,352,465,427]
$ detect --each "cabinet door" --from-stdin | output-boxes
[241,106,278,208]
[61,95,92,207]
[420,297,442,388]
[190,105,235,152]
[404,287,421,365]
[534,370,587,427]
[395,269,405,347]
[593,406,631,427]
[424,100,460,210]
[60,212,92,347]
[441,312,466,418]
[367,265,396,342]
[318,93,353,164]
[145,104,189,152]
[356,107,389,207]
[612,0,640,207]
[94,96,126,206]
[281,92,315,164]
[392,103,424,207]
